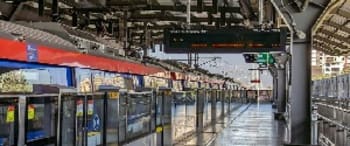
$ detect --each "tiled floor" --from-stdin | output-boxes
[211,104,286,146]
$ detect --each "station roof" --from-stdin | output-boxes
[313,0,350,56]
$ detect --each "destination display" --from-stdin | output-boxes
[164,28,287,53]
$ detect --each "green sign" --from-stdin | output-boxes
[257,53,275,64]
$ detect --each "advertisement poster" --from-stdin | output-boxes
[173,81,183,92]
[6,105,15,123]
[144,76,155,88]
[76,69,92,92]
[88,100,94,116]
[27,104,35,120]
[76,99,83,117]
[92,71,105,91]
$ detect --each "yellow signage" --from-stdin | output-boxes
[28,105,35,120]
[6,106,15,123]
[156,126,163,133]
[108,92,119,99]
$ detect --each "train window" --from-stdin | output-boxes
[0,100,17,146]
[26,96,57,144]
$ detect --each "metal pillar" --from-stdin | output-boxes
[211,90,217,123]
[221,90,225,117]
[273,76,278,106]
[277,68,286,113]
[51,0,59,21]
[270,0,327,144]
[196,89,205,133]
[290,42,311,144]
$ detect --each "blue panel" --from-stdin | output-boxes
[26,44,38,62]
[0,60,53,69]
[136,75,144,88]
[26,130,45,141]
[66,68,73,87]
[121,73,132,79]
[169,79,173,88]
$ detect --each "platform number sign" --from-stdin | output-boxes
[26,44,38,62]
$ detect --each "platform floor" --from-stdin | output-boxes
[211,104,286,146]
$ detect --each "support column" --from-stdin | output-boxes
[221,90,225,117]
[270,0,326,144]
[272,70,278,108]
[277,68,286,113]
[290,42,311,144]
[211,90,217,123]
[196,89,205,133]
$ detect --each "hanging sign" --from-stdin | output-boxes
[27,104,35,120]
[6,105,15,123]
[76,99,83,117]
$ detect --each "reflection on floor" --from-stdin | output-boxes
[211,104,286,146]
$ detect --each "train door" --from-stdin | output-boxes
[25,95,58,146]
[0,96,18,146]
[60,93,106,146]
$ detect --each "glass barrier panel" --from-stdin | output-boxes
[26,96,57,146]
[106,94,119,145]
[0,98,18,146]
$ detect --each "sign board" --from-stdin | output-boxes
[257,53,275,64]
[164,28,287,53]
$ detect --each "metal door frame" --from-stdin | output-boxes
[24,94,58,146]
[0,95,19,146]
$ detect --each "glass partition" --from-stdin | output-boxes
[25,95,58,146]
[0,97,18,146]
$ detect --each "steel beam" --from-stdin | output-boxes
[197,0,203,12]
[38,0,44,16]
[128,15,243,23]
[62,6,240,13]
[323,21,350,34]
[52,0,58,21]
[318,29,349,43]
[213,0,218,13]
[331,8,350,18]
[314,36,348,50]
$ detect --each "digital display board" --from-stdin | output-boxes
[164,28,287,53]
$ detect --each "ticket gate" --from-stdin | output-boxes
[0,95,19,146]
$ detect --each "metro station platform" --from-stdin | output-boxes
[175,104,287,146]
